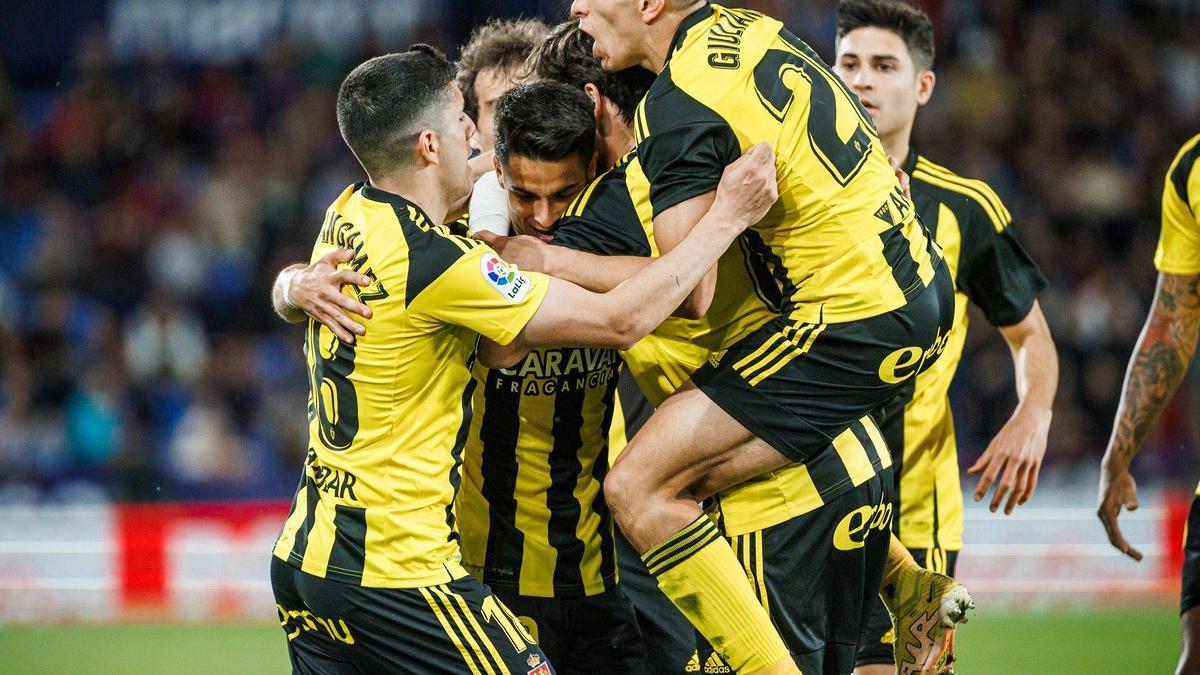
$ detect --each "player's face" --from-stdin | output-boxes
[438,86,481,205]
[572,0,645,71]
[835,27,927,140]
[474,66,528,153]
[498,154,595,240]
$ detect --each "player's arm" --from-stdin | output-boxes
[479,233,656,294]
[1098,272,1200,561]
[966,301,1058,514]
[270,248,374,343]
[484,194,720,313]
[480,144,776,367]
[650,192,719,319]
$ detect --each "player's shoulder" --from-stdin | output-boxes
[1167,133,1200,203]
[555,151,654,257]
[566,150,637,219]
[910,155,1013,232]
[355,183,485,300]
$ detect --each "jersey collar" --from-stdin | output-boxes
[665,2,714,66]
[901,148,919,176]
[360,182,435,225]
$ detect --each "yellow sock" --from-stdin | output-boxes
[882,533,921,587]
[643,516,796,675]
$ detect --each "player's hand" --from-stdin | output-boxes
[889,154,912,200]
[469,150,496,181]
[713,142,778,231]
[1097,462,1144,561]
[966,407,1050,514]
[288,248,373,344]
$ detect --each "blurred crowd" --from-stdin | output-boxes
[0,0,1197,503]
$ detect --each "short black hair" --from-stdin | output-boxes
[336,45,456,176]
[837,0,935,70]
[494,81,595,166]
[529,19,656,126]
[457,19,550,123]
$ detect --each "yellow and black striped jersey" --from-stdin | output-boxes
[457,346,625,598]
[552,150,772,408]
[549,148,897,534]
[875,152,1047,551]
[633,3,940,336]
[715,152,1045,540]
[273,183,549,588]
[1155,134,1200,275]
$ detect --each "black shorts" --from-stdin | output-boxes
[494,585,648,674]
[856,547,960,667]
[691,262,953,473]
[613,531,699,674]
[700,470,893,675]
[1183,494,1200,614]
[271,556,554,675]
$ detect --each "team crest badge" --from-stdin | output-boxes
[481,254,532,303]
[526,653,552,675]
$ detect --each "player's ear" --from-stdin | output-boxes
[583,82,604,121]
[916,70,936,107]
[640,0,667,24]
[416,129,439,166]
[493,154,507,188]
[587,150,599,179]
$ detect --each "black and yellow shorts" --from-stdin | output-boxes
[1183,494,1200,614]
[856,546,960,667]
[691,263,954,467]
[699,470,893,675]
[271,556,554,675]
[492,584,648,674]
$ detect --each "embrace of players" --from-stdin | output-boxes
[259,0,1200,674]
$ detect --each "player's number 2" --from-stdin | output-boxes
[307,320,360,450]
[752,35,874,186]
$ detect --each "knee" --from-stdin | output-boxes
[604,460,642,518]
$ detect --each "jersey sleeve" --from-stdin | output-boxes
[957,193,1048,327]
[637,84,740,217]
[410,245,550,345]
[1154,137,1200,275]
[551,214,652,257]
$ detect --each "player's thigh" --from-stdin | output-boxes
[564,587,649,674]
[271,557,359,675]
[1181,606,1200,675]
[612,380,787,501]
[615,532,698,675]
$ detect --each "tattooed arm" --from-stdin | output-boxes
[1098,272,1200,561]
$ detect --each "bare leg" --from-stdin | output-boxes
[1180,607,1200,675]
[605,381,796,674]
[607,381,789,553]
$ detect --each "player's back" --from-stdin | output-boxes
[551,150,772,404]
[636,4,939,333]
[274,183,546,588]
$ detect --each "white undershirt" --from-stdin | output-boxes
[468,171,512,236]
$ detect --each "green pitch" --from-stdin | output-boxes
[0,607,1180,674]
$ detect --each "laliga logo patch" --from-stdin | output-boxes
[482,254,532,303]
